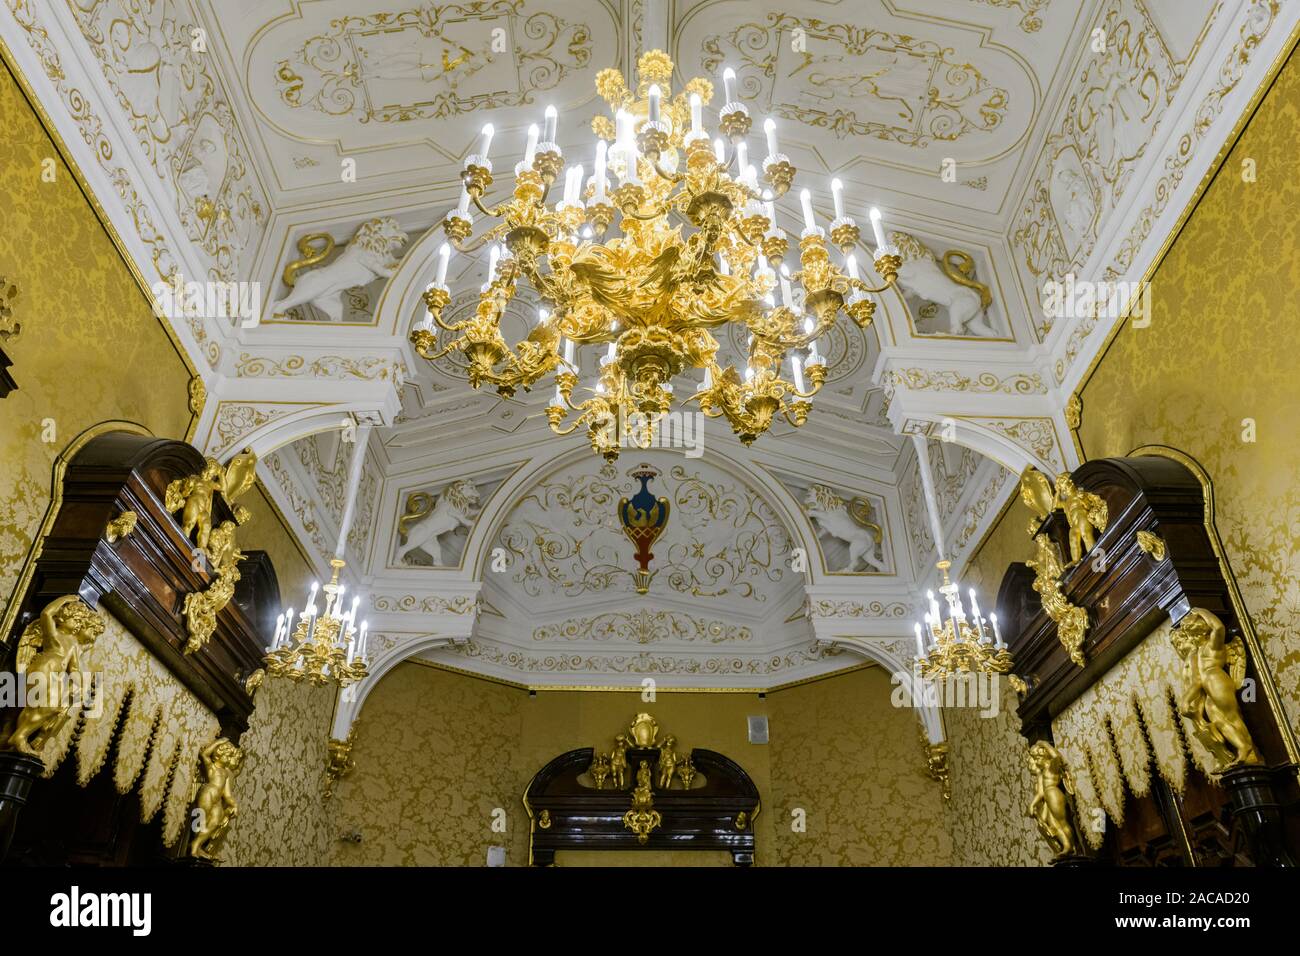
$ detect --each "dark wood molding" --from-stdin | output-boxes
[0,345,14,398]
[525,747,760,866]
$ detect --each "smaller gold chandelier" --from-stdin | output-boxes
[914,560,1025,694]
[265,558,370,687]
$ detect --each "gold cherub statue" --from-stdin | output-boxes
[1170,608,1261,772]
[1026,740,1079,858]
[189,737,243,861]
[610,733,630,789]
[2,595,105,758]
[167,459,225,551]
[657,734,679,789]
[1018,467,1108,564]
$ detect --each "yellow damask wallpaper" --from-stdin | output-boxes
[1078,43,1300,746]
[0,57,191,626]
[770,666,951,866]
[943,497,1052,867]
[332,661,949,866]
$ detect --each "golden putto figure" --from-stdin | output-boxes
[189,738,243,862]
[609,733,630,790]
[1170,608,1261,772]
[1026,740,1079,858]
[1,596,105,758]
[1018,466,1108,564]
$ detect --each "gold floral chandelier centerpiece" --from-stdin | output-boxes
[914,560,1026,694]
[411,50,900,459]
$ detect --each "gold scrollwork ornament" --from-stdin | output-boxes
[622,760,662,844]
[105,510,138,543]
[1025,533,1089,667]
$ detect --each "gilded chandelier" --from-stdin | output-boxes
[411,50,900,459]
[914,560,1026,694]
[264,558,370,687]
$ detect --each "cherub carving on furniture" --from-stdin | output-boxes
[1,596,105,758]
[588,752,612,790]
[1170,608,1261,773]
[189,738,243,862]
[1026,740,1079,858]
[657,735,679,789]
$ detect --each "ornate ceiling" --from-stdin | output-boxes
[4,0,1293,711]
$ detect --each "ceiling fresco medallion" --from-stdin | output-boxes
[250,0,603,145]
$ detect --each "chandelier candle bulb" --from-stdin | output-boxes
[455,185,471,219]
[915,622,925,660]
[991,613,1004,649]
[524,123,539,168]
[690,93,703,135]
[792,354,805,392]
[779,264,794,308]
[434,242,451,287]
[723,67,737,104]
[713,137,726,165]
[563,337,575,366]
[544,105,557,144]
[799,188,816,232]
[831,178,846,221]
[648,84,661,124]
[763,118,779,159]
[593,140,608,200]
[869,207,888,253]
[703,365,713,388]
[478,123,495,158]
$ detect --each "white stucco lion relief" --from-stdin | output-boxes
[804,484,887,573]
[889,231,998,338]
[395,479,481,566]
[269,217,407,321]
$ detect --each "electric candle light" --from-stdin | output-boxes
[723,66,736,104]
[434,242,451,287]
[477,123,494,157]
[713,137,726,165]
[792,354,805,392]
[562,337,575,366]
[523,123,539,167]
[845,252,859,282]
[869,207,888,253]
[455,184,471,219]
[689,92,702,135]
[763,117,779,160]
[543,104,557,144]
[915,622,925,659]
[736,141,749,179]
[648,84,661,124]
[779,264,794,309]
[593,139,608,201]
[799,188,817,232]
[831,178,846,220]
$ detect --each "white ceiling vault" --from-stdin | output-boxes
[4,1,1294,707]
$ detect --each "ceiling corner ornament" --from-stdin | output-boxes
[395,480,481,566]
[618,464,670,594]
[890,233,1000,338]
[803,484,886,572]
[165,450,259,654]
[412,49,899,458]
[1065,393,1082,430]
[268,218,407,322]
[1136,530,1167,562]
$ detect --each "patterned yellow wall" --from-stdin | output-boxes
[1078,43,1300,745]
[331,661,949,866]
[770,666,951,865]
[0,55,336,866]
[0,56,191,627]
